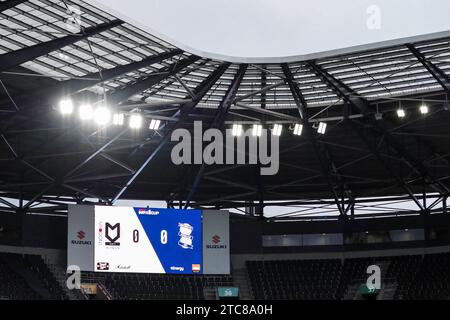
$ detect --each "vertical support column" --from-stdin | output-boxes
[444,196,448,214]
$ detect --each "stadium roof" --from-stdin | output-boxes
[92,0,450,64]
[0,0,449,219]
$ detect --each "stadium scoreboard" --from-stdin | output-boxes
[68,205,230,274]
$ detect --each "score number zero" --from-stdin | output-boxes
[132,229,168,244]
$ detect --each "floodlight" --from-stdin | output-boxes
[272,124,282,136]
[293,124,303,136]
[149,119,161,130]
[93,106,111,126]
[252,124,262,137]
[129,114,143,129]
[232,124,243,137]
[79,104,93,120]
[317,122,327,135]
[419,104,429,114]
[397,108,406,118]
[113,113,124,126]
[59,98,73,115]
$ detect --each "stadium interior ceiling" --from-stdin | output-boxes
[0,0,450,220]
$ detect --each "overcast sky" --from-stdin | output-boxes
[92,0,450,63]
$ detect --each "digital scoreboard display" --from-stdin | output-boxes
[94,206,202,274]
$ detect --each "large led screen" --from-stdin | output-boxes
[94,206,202,274]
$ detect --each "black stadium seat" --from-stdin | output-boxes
[82,272,234,300]
[246,254,450,300]
[1,251,450,300]
[0,253,67,300]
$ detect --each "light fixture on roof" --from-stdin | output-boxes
[129,114,143,129]
[419,104,429,114]
[272,124,282,136]
[232,124,243,137]
[397,108,406,118]
[374,104,383,120]
[59,98,73,115]
[93,106,111,126]
[79,104,93,120]
[293,123,303,136]
[252,124,262,137]
[149,119,161,130]
[317,122,327,135]
[113,113,124,126]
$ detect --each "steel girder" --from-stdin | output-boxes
[62,128,130,180]
[0,0,27,13]
[0,197,17,208]
[184,64,248,208]
[111,62,231,203]
[308,61,450,198]
[0,49,183,125]
[261,69,267,109]
[349,119,425,211]
[282,63,351,216]
[0,20,123,72]
[1,56,199,189]
[177,63,231,117]
[57,49,183,96]
[106,55,201,106]
[407,44,450,97]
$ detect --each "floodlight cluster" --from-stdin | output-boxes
[397,104,430,118]
[58,98,161,130]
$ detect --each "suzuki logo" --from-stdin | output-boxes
[77,230,85,240]
[72,230,91,245]
[105,223,120,246]
[207,234,226,249]
[212,235,221,244]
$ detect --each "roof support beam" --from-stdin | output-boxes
[0,0,27,13]
[107,55,200,106]
[282,63,347,216]
[177,62,231,117]
[234,80,285,103]
[349,119,425,211]
[111,63,231,204]
[407,43,450,96]
[0,20,123,72]
[60,49,182,95]
[23,183,55,211]
[174,74,196,99]
[146,60,209,98]
[184,64,248,208]
[62,184,109,203]
[62,128,129,180]
[0,197,17,209]
[308,61,450,197]
[261,69,267,109]
[0,48,182,115]
[234,102,299,121]
[1,133,55,183]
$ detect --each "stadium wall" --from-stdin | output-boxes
[2,211,450,260]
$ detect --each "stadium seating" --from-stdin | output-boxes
[247,253,450,300]
[1,251,450,300]
[0,253,67,300]
[247,259,344,300]
[0,254,40,300]
[22,255,68,300]
[395,253,450,300]
[82,272,234,300]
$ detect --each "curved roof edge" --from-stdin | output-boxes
[91,0,450,64]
